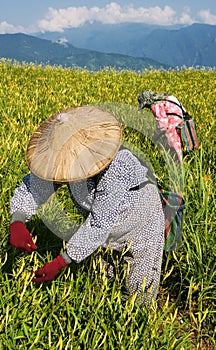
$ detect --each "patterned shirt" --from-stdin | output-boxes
[10,148,154,261]
[151,95,186,163]
[10,148,165,301]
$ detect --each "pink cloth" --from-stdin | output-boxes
[151,99,184,163]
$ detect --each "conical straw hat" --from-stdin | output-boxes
[26,106,122,182]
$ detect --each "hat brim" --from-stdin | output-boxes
[26,106,122,182]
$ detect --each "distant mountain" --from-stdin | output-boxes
[38,23,216,68]
[136,23,216,67]
[0,33,168,71]
[37,23,162,56]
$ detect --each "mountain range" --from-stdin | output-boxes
[0,33,168,71]
[38,23,216,68]
[0,23,215,71]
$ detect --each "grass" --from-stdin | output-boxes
[0,60,215,349]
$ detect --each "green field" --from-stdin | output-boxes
[0,60,215,349]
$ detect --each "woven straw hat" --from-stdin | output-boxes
[26,106,122,182]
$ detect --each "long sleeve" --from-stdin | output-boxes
[10,173,59,222]
[10,175,39,222]
[66,149,148,262]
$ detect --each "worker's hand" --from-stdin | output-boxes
[32,255,67,283]
[9,221,38,252]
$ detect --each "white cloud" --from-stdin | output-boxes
[38,6,94,32]
[55,37,69,47]
[0,21,26,34]
[37,3,189,32]
[178,7,194,25]
[197,10,216,25]
[95,4,177,26]
[2,3,216,35]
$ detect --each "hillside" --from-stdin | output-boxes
[38,23,216,68]
[0,33,168,71]
[137,23,216,67]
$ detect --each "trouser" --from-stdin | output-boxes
[102,184,165,304]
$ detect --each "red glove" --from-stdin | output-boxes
[9,221,38,252]
[32,255,67,283]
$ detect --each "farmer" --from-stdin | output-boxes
[138,89,187,163]
[9,106,165,303]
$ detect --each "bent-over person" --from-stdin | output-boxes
[9,106,165,303]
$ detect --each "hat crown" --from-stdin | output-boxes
[26,106,122,182]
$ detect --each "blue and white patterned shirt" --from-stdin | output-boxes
[10,148,161,262]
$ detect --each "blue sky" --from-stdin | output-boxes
[1,1,216,33]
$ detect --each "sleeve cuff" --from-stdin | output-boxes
[10,211,27,224]
[61,251,73,265]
